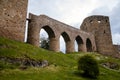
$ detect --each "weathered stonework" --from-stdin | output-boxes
[0,1,119,56]
[27,13,96,53]
[114,45,120,52]
[80,15,119,56]
[0,0,28,42]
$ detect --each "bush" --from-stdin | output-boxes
[78,55,99,78]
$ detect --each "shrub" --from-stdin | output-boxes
[78,55,99,78]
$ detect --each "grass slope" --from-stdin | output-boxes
[0,37,120,80]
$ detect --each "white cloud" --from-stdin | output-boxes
[28,0,99,28]
[51,0,100,28]
[89,0,120,44]
[112,33,120,45]
[28,0,120,48]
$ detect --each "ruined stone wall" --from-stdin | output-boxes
[114,45,120,52]
[0,1,118,56]
[118,45,120,52]
[80,15,118,56]
[27,13,96,53]
[0,0,28,42]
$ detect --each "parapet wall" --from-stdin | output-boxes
[0,0,28,42]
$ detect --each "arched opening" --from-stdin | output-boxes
[74,40,78,52]
[60,32,70,53]
[42,26,55,38]
[75,36,84,52]
[40,29,49,49]
[39,26,56,50]
[86,38,92,52]
[60,36,65,53]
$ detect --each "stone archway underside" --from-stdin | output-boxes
[27,13,96,53]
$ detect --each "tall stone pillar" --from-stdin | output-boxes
[78,44,86,52]
[49,38,60,52]
[0,0,28,42]
[27,13,40,47]
[66,41,74,53]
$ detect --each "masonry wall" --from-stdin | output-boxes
[114,45,120,52]
[80,15,118,56]
[27,14,96,53]
[0,0,28,42]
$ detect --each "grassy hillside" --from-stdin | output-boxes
[0,37,120,80]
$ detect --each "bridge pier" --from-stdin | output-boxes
[78,44,86,52]
[66,41,74,53]
[49,38,60,52]
[27,14,97,54]
[82,44,87,52]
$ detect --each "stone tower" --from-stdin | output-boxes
[0,0,28,42]
[80,15,117,56]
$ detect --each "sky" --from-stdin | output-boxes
[27,0,120,52]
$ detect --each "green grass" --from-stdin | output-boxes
[0,37,120,80]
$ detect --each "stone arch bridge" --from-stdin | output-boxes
[27,13,96,53]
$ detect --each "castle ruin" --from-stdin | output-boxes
[0,0,28,42]
[0,0,119,57]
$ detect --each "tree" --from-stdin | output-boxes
[40,37,49,50]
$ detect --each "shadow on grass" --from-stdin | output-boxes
[74,70,98,80]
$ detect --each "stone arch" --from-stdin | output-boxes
[41,25,55,38]
[61,32,70,42]
[40,25,59,52]
[60,32,73,53]
[27,14,97,53]
[86,38,93,52]
[75,35,84,52]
